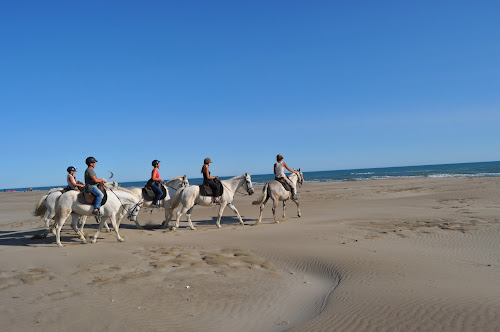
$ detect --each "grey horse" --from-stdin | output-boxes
[252,169,303,225]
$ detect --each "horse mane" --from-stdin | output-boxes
[108,184,141,199]
[168,176,184,183]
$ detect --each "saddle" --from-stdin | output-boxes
[199,178,224,197]
[275,177,292,192]
[77,183,108,206]
[142,181,167,201]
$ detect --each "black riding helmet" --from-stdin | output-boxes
[86,156,98,166]
[152,160,160,167]
[67,166,76,173]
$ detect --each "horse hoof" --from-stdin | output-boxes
[81,239,87,244]
[57,243,64,247]
[118,238,125,242]
[91,238,97,243]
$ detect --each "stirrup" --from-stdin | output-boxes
[213,197,221,204]
[92,209,101,216]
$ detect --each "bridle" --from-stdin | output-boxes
[109,188,143,220]
[221,175,253,195]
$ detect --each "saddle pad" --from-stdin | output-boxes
[142,182,167,201]
[79,184,108,206]
[199,179,223,197]
[275,178,292,192]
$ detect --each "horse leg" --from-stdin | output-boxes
[186,206,196,230]
[271,195,280,223]
[71,214,87,244]
[227,202,244,226]
[161,201,172,227]
[110,215,124,242]
[283,200,287,219]
[91,215,105,243]
[255,197,269,226]
[215,203,228,229]
[78,215,87,235]
[294,199,301,217]
[55,209,71,247]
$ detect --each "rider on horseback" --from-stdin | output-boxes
[149,160,164,208]
[66,166,84,190]
[202,157,220,204]
[274,154,299,200]
[84,157,107,216]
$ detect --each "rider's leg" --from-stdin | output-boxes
[89,186,103,214]
[151,183,162,207]
[286,178,298,200]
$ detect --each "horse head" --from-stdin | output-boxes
[296,168,304,187]
[127,199,143,222]
[244,173,254,195]
[181,175,189,188]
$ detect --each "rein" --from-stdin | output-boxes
[109,188,142,219]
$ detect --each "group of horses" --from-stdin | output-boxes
[33,170,304,247]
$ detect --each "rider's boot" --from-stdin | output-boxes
[291,188,299,200]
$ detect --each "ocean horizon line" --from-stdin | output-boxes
[3,160,500,192]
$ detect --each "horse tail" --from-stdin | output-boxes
[252,183,269,205]
[33,193,50,217]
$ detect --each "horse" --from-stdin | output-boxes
[252,169,304,225]
[129,175,189,229]
[169,173,254,230]
[51,186,143,246]
[34,183,127,235]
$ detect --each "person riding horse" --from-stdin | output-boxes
[202,157,220,204]
[148,159,164,208]
[274,154,299,200]
[66,166,84,191]
[84,156,107,216]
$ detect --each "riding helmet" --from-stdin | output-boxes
[67,166,76,173]
[85,156,98,166]
[204,157,212,164]
[152,160,160,167]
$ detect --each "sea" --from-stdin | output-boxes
[4,161,500,192]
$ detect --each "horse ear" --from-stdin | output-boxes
[245,172,247,176]
[298,168,301,171]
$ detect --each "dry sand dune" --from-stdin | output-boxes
[0,177,499,331]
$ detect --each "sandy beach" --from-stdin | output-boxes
[0,177,499,331]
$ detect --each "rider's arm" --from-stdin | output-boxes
[152,169,164,182]
[283,162,297,174]
[274,163,277,175]
[69,175,84,188]
[91,175,107,183]
[204,167,217,179]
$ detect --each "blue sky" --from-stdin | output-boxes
[1,1,499,188]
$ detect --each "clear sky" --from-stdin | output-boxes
[1,1,499,189]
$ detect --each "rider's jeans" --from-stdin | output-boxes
[150,182,162,205]
[89,186,103,209]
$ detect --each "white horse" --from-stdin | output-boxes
[52,187,143,246]
[252,169,303,225]
[34,183,127,235]
[169,173,254,230]
[129,175,189,229]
